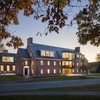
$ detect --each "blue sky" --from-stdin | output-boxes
[3,0,100,62]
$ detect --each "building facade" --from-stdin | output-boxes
[0,50,16,74]
[16,37,87,77]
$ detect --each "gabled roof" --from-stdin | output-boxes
[31,43,81,59]
[18,48,30,59]
[0,52,16,63]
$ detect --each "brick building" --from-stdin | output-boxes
[16,37,87,77]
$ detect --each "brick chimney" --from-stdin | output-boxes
[27,37,33,46]
[75,47,80,52]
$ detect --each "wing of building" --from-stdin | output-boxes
[0,50,16,75]
[16,37,88,77]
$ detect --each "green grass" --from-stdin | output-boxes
[0,95,100,100]
[0,75,23,83]
[87,73,100,76]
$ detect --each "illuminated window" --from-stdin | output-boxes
[54,61,56,66]
[77,62,79,66]
[77,69,79,72]
[62,61,73,67]
[0,65,4,71]
[59,69,61,73]
[25,61,28,65]
[47,69,50,74]
[62,52,69,59]
[2,56,14,62]
[59,61,61,66]
[45,51,49,56]
[40,60,43,65]
[50,51,54,57]
[12,65,15,71]
[40,69,43,74]
[53,69,56,73]
[32,61,34,65]
[47,61,50,65]
[72,69,74,73]
[32,69,34,74]
[7,65,10,71]
[41,50,45,56]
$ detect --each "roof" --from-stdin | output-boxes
[0,52,16,63]
[31,43,82,59]
[18,48,30,59]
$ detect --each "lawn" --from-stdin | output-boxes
[0,75,23,83]
[87,73,100,76]
[0,95,100,100]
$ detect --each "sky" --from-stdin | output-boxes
[2,0,100,62]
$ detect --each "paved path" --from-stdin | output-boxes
[0,91,100,96]
[0,79,100,92]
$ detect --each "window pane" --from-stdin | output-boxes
[7,65,10,71]
[40,69,43,74]
[50,51,54,57]
[0,65,4,71]
[32,69,34,74]
[54,61,56,66]
[40,60,43,65]
[59,61,61,66]
[54,69,56,73]
[47,61,50,65]
[12,65,15,71]
[47,69,50,74]
[45,51,49,56]
[41,50,45,56]
[32,61,34,65]
[59,69,61,73]
[2,57,14,62]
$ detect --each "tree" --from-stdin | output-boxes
[96,53,100,73]
[0,42,5,52]
[0,0,100,49]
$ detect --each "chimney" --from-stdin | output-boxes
[75,47,80,52]
[27,37,33,46]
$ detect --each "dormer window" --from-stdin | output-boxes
[41,50,54,57]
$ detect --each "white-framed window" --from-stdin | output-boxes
[25,61,28,65]
[32,69,34,74]
[32,61,34,65]
[7,65,10,71]
[59,69,61,73]
[50,51,54,57]
[40,60,43,65]
[45,51,50,56]
[41,50,45,56]
[59,61,61,66]
[54,61,56,66]
[72,69,74,73]
[40,69,43,74]
[0,65,4,71]
[47,69,50,74]
[2,56,14,62]
[47,61,50,65]
[12,65,15,71]
[77,69,79,72]
[53,69,56,73]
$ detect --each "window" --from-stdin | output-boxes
[47,69,50,74]
[47,61,50,65]
[77,62,79,66]
[41,50,54,57]
[25,61,28,65]
[62,61,73,67]
[53,69,56,73]
[50,51,54,57]
[77,69,79,72]
[59,61,61,66]
[54,61,56,66]
[2,56,14,62]
[32,69,34,74]
[41,50,45,56]
[40,60,43,65]
[72,69,74,73]
[40,69,43,74]
[12,65,15,71]
[0,65,4,71]
[59,69,61,73]
[7,65,10,71]
[32,61,34,65]
[30,53,32,57]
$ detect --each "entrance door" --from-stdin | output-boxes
[25,68,28,75]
